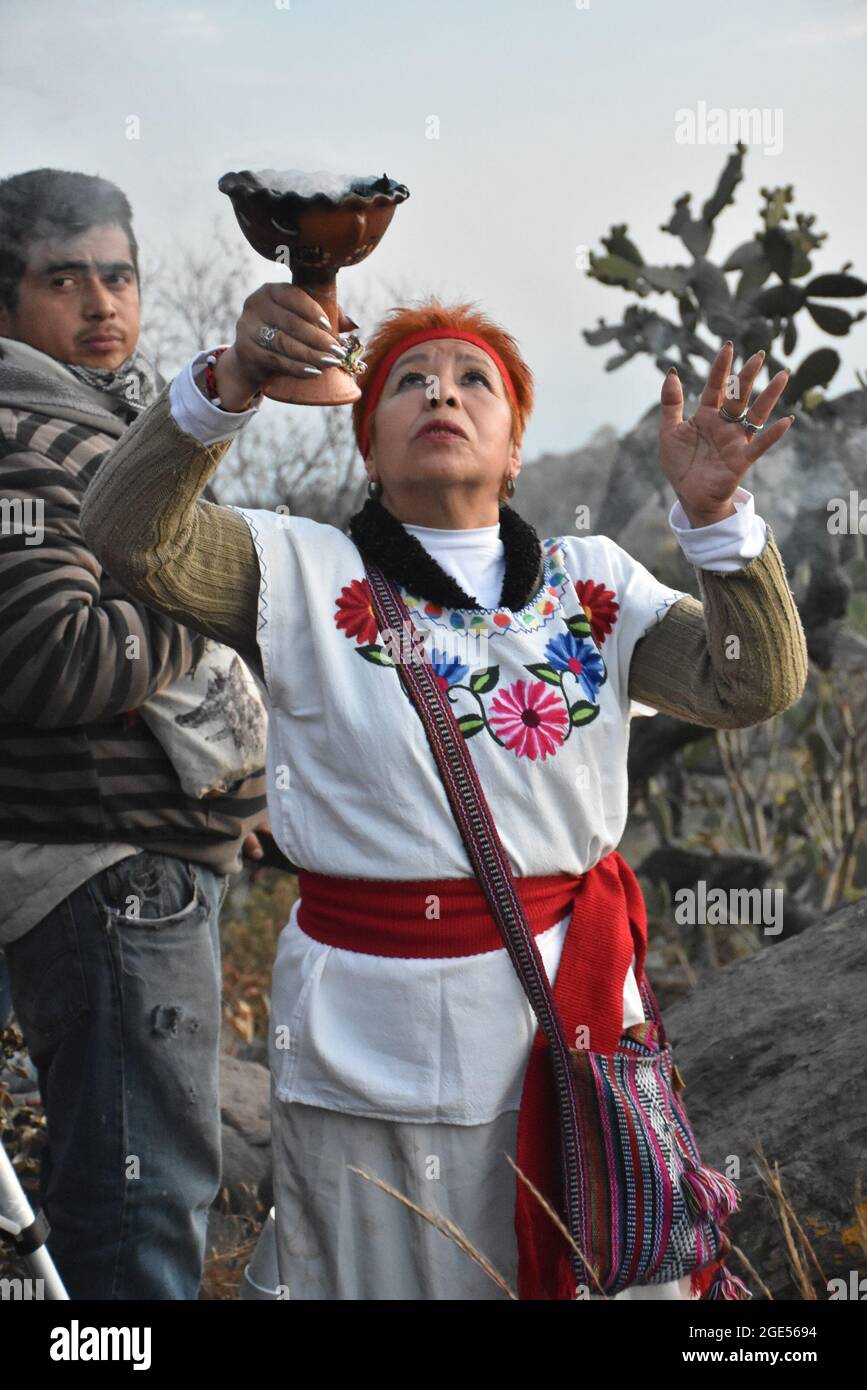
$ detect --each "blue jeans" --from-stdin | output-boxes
[4,849,228,1300]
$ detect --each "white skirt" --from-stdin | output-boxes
[270,1085,695,1301]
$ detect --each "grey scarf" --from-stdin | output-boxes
[62,346,162,417]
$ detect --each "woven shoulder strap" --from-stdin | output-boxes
[363,556,591,1288]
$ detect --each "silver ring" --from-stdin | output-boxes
[256,324,280,352]
[719,403,763,436]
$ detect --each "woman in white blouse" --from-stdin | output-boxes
[80,283,807,1301]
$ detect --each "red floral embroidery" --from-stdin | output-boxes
[488,679,569,761]
[334,578,378,645]
[573,579,619,646]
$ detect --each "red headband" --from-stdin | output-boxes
[357,328,520,459]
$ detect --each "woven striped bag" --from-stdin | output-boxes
[570,971,744,1294]
[363,557,751,1300]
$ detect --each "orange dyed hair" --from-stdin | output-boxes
[351,296,535,458]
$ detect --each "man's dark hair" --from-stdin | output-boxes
[0,168,139,314]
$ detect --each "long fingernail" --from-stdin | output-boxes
[756,349,766,363]
[343,315,360,330]
[303,366,322,375]
[319,314,332,329]
[320,354,344,366]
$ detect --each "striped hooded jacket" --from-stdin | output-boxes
[0,342,267,875]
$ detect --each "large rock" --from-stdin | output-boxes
[659,896,867,1300]
[216,1053,272,1215]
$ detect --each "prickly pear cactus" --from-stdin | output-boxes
[585,142,866,408]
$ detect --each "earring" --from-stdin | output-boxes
[505,475,516,497]
[367,478,383,499]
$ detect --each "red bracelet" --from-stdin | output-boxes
[203,345,262,411]
[203,346,230,405]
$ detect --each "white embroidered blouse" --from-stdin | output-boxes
[170,353,767,1127]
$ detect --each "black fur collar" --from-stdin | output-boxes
[347,496,545,611]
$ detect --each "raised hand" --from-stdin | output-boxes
[659,342,794,528]
[215,284,357,411]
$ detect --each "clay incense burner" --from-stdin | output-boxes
[218,168,410,405]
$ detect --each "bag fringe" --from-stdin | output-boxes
[682,1164,740,1224]
[706,1264,753,1299]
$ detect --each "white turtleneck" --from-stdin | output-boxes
[401,521,506,609]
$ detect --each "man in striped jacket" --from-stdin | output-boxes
[0,168,268,1299]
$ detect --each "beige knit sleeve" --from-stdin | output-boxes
[628,529,808,728]
[79,382,263,676]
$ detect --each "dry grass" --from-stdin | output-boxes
[0,1020,46,1286]
[199,1214,263,1301]
[346,1156,622,1301]
[340,1144,867,1303]
[748,1140,864,1300]
[348,1165,518,1298]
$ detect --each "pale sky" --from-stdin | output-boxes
[2,0,866,459]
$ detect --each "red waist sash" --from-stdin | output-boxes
[295,849,649,1299]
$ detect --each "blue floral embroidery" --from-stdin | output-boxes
[544,632,606,702]
[429,648,470,688]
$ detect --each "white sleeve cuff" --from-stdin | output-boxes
[668,486,768,573]
[168,348,262,444]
